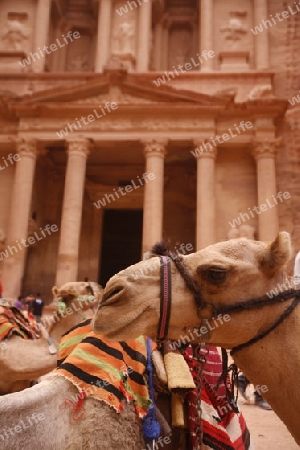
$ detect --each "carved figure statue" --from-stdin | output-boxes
[220,18,247,42]
[1,20,29,51]
[115,21,135,54]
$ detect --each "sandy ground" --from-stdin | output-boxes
[240,402,299,449]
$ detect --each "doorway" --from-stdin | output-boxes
[99,209,143,286]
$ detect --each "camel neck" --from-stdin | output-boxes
[49,309,93,343]
[233,307,300,445]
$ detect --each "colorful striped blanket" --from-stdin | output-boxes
[0,306,40,340]
[55,319,153,418]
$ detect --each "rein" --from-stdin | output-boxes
[212,288,300,354]
[230,293,300,355]
[157,256,172,341]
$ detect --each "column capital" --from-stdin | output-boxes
[251,138,282,160]
[141,139,168,158]
[66,138,93,158]
[15,138,38,159]
[193,139,217,160]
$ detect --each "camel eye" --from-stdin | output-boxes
[201,267,228,284]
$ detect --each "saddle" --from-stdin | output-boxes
[54,320,251,450]
[0,305,40,340]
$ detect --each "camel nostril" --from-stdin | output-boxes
[102,286,124,304]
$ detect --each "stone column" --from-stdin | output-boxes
[154,20,163,70]
[137,0,152,72]
[253,0,269,70]
[252,139,281,240]
[141,139,167,254]
[2,139,38,298]
[95,0,112,72]
[200,0,214,71]
[33,0,52,72]
[56,138,92,286]
[193,140,217,250]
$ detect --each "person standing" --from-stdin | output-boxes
[14,295,25,310]
[29,293,44,323]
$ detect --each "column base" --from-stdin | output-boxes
[0,51,29,73]
[219,51,250,71]
[110,52,136,72]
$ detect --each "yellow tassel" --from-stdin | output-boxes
[171,393,186,428]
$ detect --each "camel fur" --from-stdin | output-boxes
[0,376,146,450]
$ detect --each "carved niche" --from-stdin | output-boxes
[1,13,30,52]
[219,11,250,70]
[111,1,137,71]
[159,1,197,71]
[65,27,94,72]
[220,11,248,49]
[168,25,193,68]
[49,0,96,72]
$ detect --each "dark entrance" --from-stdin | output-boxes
[99,209,143,286]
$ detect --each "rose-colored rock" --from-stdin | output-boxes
[0,0,298,301]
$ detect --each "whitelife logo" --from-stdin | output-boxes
[0,153,20,170]
[56,102,118,139]
[250,2,300,35]
[228,191,291,229]
[289,90,300,106]
[153,50,215,87]
[0,224,58,261]
[191,121,253,158]
[93,173,155,209]
[19,31,80,68]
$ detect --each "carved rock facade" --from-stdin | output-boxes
[0,0,298,299]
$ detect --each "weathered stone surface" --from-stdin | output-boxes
[0,0,298,299]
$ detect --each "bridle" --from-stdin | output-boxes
[152,243,300,354]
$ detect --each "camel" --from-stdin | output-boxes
[0,281,101,394]
[0,344,250,450]
[0,375,146,450]
[93,231,300,445]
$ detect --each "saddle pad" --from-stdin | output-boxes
[0,306,40,340]
[55,320,153,418]
[57,318,93,366]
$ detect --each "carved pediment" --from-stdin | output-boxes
[14,70,229,108]
[73,86,156,105]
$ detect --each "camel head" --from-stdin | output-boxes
[93,232,293,348]
[52,281,102,313]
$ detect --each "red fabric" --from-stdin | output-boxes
[184,346,250,450]
[0,306,40,340]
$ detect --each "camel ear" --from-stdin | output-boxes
[52,286,59,297]
[260,232,291,274]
